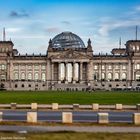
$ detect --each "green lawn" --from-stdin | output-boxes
[0,91,140,104]
[0,132,140,140]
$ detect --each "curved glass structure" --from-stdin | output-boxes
[52,32,85,48]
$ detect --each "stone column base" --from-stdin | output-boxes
[73,81,76,84]
[65,81,68,84]
[133,113,140,125]
[62,112,72,123]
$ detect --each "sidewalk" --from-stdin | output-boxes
[0,125,140,133]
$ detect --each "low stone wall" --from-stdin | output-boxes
[0,103,138,111]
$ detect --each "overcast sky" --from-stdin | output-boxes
[0,0,140,54]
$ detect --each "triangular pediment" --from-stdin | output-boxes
[50,50,92,59]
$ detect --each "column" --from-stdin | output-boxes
[46,60,51,90]
[98,63,101,80]
[87,61,93,81]
[73,62,76,84]
[7,60,10,80]
[120,63,122,81]
[80,62,83,83]
[128,60,131,82]
[51,62,54,81]
[32,64,33,81]
[25,64,27,81]
[112,64,115,81]
[39,64,41,81]
[58,62,61,83]
[65,62,68,84]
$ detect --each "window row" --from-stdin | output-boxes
[14,72,46,81]
[135,64,140,70]
[94,72,127,80]
[0,75,6,80]
[94,64,127,70]
[131,45,140,51]
[0,64,6,70]
[0,47,9,52]
[14,64,46,70]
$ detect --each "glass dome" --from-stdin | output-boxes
[52,32,85,48]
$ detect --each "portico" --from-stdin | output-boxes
[51,61,88,84]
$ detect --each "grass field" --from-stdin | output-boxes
[0,132,140,140]
[0,91,140,104]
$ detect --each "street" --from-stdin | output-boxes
[1,110,134,123]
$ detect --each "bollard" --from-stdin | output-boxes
[98,113,109,124]
[115,104,123,110]
[11,103,17,110]
[136,104,140,111]
[73,104,79,110]
[133,113,140,125]
[0,112,3,122]
[52,103,59,110]
[31,103,37,110]
[92,103,99,110]
[62,112,72,123]
[27,112,37,123]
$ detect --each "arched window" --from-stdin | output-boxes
[6,48,9,52]
[136,72,140,81]
[1,75,6,80]
[137,64,140,69]
[94,65,98,70]
[115,73,119,80]
[137,46,139,51]
[1,48,4,52]
[122,73,127,80]
[14,72,19,80]
[21,84,24,88]
[21,72,25,80]
[108,65,112,70]
[94,73,98,80]
[41,73,46,81]
[1,64,6,70]
[101,73,105,80]
[102,65,105,69]
[108,73,112,80]
[28,73,32,80]
[35,72,39,81]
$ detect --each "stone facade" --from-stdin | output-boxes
[0,31,140,91]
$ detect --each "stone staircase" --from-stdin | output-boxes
[54,83,88,91]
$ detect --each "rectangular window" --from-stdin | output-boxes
[1,64,6,70]
[34,65,39,70]
[108,65,112,70]
[102,65,105,70]
[21,65,25,69]
[94,65,98,70]
[41,65,46,70]
[115,65,119,69]
[122,65,126,70]
[28,65,32,69]
[14,65,19,70]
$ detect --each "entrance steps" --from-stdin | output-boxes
[54,83,88,91]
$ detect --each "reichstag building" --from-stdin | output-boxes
[0,31,140,91]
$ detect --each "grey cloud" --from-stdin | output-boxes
[61,21,71,25]
[46,27,60,33]
[9,11,29,18]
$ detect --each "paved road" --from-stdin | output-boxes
[0,125,140,133]
[1,110,135,123]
